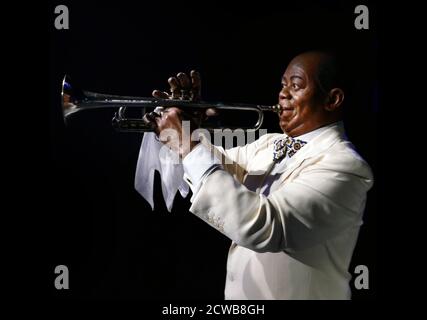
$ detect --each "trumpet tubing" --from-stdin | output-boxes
[61,75,281,132]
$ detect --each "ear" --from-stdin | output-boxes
[325,88,344,111]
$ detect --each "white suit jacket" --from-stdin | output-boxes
[187,123,374,299]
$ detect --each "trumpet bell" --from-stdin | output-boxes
[61,75,79,118]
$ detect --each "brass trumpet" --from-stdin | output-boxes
[61,75,282,132]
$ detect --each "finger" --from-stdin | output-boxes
[168,77,181,99]
[190,70,201,88]
[142,112,160,130]
[205,108,219,117]
[165,107,183,119]
[177,73,191,100]
[177,72,191,90]
[190,70,201,101]
[156,108,182,134]
[153,107,165,117]
[152,90,170,99]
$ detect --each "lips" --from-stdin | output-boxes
[279,103,293,111]
[280,105,294,116]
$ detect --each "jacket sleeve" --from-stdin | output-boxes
[188,149,374,252]
[203,133,273,182]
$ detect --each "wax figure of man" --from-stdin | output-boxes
[145,51,374,299]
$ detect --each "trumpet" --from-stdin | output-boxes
[61,75,282,132]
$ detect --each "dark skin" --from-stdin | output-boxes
[147,52,345,157]
[147,71,204,157]
[152,70,202,101]
[278,52,344,137]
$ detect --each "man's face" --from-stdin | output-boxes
[278,54,328,137]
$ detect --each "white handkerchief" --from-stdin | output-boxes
[134,132,189,212]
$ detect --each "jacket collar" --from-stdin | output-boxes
[277,122,347,178]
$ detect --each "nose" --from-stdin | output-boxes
[279,86,291,100]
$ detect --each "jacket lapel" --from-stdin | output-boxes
[274,124,347,184]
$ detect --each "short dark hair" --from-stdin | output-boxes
[314,51,348,94]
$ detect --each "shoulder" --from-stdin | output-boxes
[320,139,374,181]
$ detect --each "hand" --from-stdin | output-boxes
[146,106,199,158]
[151,70,218,123]
[152,70,202,102]
[144,71,217,157]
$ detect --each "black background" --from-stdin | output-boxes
[48,0,379,300]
